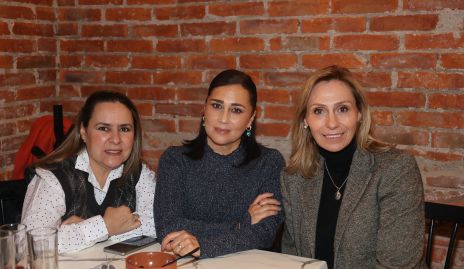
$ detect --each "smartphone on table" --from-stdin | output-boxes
[103,235,157,256]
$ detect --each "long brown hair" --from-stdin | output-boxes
[33,91,143,181]
[286,65,391,179]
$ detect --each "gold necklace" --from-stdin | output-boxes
[324,161,349,200]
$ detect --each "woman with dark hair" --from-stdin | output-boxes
[281,66,424,268]
[154,69,284,258]
[21,91,156,253]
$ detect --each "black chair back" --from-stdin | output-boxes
[0,179,29,225]
[425,201,464,269]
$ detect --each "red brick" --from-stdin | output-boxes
[256,122,290,137]
[82,24,128,37]
[184,55,235,69]
[320,36,330,50]
[366,91,425,108]
[106,71,151,84]
[59,8,101,21]
[81,86,125,97]
[408,149,464,161]
[302,53,365,69]
[258,89,291,104]
[58,0,74,5]
[57,23,78,36]
[406,33,464,49]
[157,39,206,53]
[61,70,104,84]
[1,136,26,152]
[79,0,123,4]
[209,2,264,16]
[0,73,35,87]
[335,35,399,51]
[38,69,56,83]
[155,5,205,20]
[280,36,321,51]
[270,37,283,51]
[441,53,464,69]
[142,119,176,133]
[240,19,298,34]
[38,38,56,52]
[0,22,9,35]
[154,71,202,85]
[181,22,235,36]
[240,54,296,69]
[0,56,13,68]
[374,126,429,146]
[61,40,103,52]
[132,56,180,69]
[268,0,328,16]
[0,104,36,120]
[405,0,464,11]
[333,0,397,13]
[0,39,34,53]
[107,40,152,52]
[371,53,436,68]
[371,110,394,126]
[60,55,82,67]
[0,89,15,103]
[334,17,366,32]
[59,85,80,97]
[179,119,200,133]
[371,14,438,31]
[135,103,153,117]
[0,5,34,19]
[211,37,264,52]
[127,87,175,101]
[42,99,84,114]
[128,0,174,4]
[432,131,464,149]
[155,103,203,117]
[263,105,294,121]
[353,72,391,88]
[84,55,129,68]
[2,0,53,4]
[36,7,55,21]
[429,93,464,109]
[178,88,207,102]
[0,122,15,136]
[16,86,55,101]
[301,18,331,33]
[17,56,54,69]
[398,72,464,89]
[397,111,464,128]
[106,8,151,21]
[264,72,308,88]
[132,24,177,37]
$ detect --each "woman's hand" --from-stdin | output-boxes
[61,215,84,225]
[103,206,140,236]
[161,230,201,257]
[248,192,281,224]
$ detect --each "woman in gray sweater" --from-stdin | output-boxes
[154,69,284,258]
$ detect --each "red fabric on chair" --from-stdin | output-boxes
[12,115,73,179]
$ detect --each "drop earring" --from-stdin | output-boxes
[202,116,205,127]
[246,126,252,137]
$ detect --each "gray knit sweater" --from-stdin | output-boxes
[154,144,284,258]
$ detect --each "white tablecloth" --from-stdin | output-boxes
[58,241,327,269]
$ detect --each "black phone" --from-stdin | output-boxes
[103,235,157,256]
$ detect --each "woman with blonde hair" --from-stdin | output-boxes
[281,66,424,268]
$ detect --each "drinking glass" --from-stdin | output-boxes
[27,227,57,269]
[0,224,28,269]
[0,230,15,269]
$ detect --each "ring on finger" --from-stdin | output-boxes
[177,243,183,250]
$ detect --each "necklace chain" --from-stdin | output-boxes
[324,161,349,200]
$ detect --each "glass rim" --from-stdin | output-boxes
[27,227,57,237]
[0,223,27,232]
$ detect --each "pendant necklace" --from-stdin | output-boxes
[324,161,349,200]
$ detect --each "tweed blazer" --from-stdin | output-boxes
[281,148,424,269]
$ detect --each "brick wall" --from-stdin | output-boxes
[1,0,463,202]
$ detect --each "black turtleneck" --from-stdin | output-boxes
[315,139,357,269]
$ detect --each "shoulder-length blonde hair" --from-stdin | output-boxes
[33,90,143,182]
[286,65,391,179]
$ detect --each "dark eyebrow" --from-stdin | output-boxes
[210,99,246,108]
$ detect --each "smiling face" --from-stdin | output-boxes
[80,101,135,180]
[304,80,361,152]
[204,84,255,155]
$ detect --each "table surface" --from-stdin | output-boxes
[58,241,327,269]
